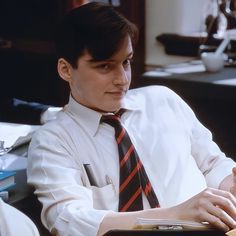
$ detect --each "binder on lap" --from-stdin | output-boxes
[103,229,225,236]
[103,219,225,236]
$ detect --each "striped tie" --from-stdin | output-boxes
[102,111,160,212]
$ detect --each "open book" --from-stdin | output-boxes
[0,122,40,152]
[134,218,213,231]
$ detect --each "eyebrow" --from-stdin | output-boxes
[85,52,134,64]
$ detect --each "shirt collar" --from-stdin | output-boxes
[65,92,141,136]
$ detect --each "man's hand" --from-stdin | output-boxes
[230,167,236,196]
[173,188,236,232]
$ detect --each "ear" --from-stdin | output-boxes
[57,58,73,82]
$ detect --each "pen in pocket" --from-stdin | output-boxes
[105,175,113,185]
[105,175,116,193]
[83,164,98,187]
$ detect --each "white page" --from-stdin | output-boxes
[0,122,39,149]
[134,218,212,230]
[0,153,27,171]
[164,64,206,74]
[213,78,236,86]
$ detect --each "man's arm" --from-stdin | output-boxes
[98,188,236,235]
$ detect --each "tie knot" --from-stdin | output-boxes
[101,114,121,129]
[101,109,126,129]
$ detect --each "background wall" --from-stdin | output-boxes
[145,0,212,66]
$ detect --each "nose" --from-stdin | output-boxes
[113,66,130,85]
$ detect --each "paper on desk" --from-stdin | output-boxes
[134,218,212,230]
[144,61,206,77]
[0,122,39,149]
[213,78,236,86]
[164,63,206,74]
[0,153,27,171]
[143,71,172,77]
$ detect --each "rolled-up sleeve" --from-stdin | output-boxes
[190,117,235,189]
[177,95,235,189]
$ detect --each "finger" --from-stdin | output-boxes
[197,193,236,230]
[230,186,236,196]
[200,211,230,232]
[214,196,236,221]
[201,189,236,222]
[209,188,236,208]
[232,167,236,176]
[232,167,236,183]
[206,202,236,230]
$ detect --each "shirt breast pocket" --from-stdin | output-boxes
[90,184,117,211]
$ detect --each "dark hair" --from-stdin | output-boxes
[55,2,138,68]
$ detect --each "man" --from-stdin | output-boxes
[27,2,236,236]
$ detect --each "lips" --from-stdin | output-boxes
[108,89,127,94]
[107,90,126,98]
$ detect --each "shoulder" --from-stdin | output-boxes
[30,111,74,146]
[125,86,194,118]
[127,85,183,104]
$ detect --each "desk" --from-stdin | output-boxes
[139,67,236,158]
[140,67,236,101]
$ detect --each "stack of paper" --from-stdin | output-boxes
[0,122,39,150]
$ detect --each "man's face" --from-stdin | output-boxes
[69,36,133,112]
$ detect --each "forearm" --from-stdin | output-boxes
[98,207,178,236]
[99,186,236,235]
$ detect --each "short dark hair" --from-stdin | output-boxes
[55,2,138,68]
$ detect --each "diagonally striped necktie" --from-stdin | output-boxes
[102,111,160,212]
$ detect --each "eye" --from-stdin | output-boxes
[123,59,133,68]
[96,63,112,73]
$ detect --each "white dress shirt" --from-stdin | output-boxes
[27,86,235,236]
[0,199,39,236]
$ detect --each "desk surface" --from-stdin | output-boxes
[140,67,236,101]
[143,66,236,83]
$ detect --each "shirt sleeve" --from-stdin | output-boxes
[190,115,235,188]
[0,199,40,236]
[27,126,112,236]
[175,91,235,189]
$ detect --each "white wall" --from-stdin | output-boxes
[145,0,212,66]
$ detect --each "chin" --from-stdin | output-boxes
[105,105,121,113]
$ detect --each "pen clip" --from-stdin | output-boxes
[105,175,116,193]
[105,175,113,185]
